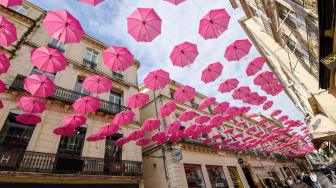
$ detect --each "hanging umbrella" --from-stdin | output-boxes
[83,75,112,94]
[210,115,224,126]
[245,126,256,133]
[170,42,198,67]
[199,8,230,40]
[0,16,17,46]
[224,39,252,61]
[128,129,145,141]
[142,118,161,132]
[164,0,185,5]
[0,0,22,7]
[214,102,230,115]
[126,93,149,109]
[236,121,246,127]
[18,96,46,113]
[152,131,167,144]
[183,124,197,137]
[179,110,197,122]
[16,113,41,125]
[43,10,84,44]
[115,137,130,146]
[278,115,289,122]
[98,123,119,137]
[87,134,105,142]
[166,120,182,134]
[0,80,5,93]
[53,126,74,136]
[223,138,232,144]
[258,118,268,126]
[253,71,275,86]
[0,100,3,109]
[24,74,56,98]
[61,114,86,129]
[78,0,104,6]
[232,86,251,100]
[102,46,134,71]
[173,85,195,103]
[73,96,100,114]
[203,138,212,145]
[218,78,239,93]
[159,101,176,118]
[30,47,67,73]
[263,100,273,110]
[113,110,135,126]
[199,97,216,110]
[0,52,10,73]
[195,115,210,124]
[245,57,265,76]
[144,69,170,91]
[127,8,162,42]
[224,128,234,134]
[201,62,223,83]
[271,109,282,116]
[136,138,151,146]
[226,106,240,117]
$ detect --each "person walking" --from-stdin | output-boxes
[287,176,295,188]
[310,172,321,188]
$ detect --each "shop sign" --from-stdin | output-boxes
[173,149,183,161]
[0,151,21,168]
[321,52,336,70]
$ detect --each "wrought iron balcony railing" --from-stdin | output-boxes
[10,75,129,115]
[47,43,65,53]
[0,150,142,176]
[83,58,97,69]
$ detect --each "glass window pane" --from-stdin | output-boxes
[206,165,229,188]
[227,166,244,188]
[184,164,206,188]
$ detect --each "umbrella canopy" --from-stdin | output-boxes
[166,120,182,134]
[16,113,41,125]
[0,16,17,46]
[210,115,224,126]
[263,100,273,110]
[0,80,5,93]
[0,100,3,109]
[271,109,282,117]
[173,85,195,103]
[164,0,185,5]
[214,102,230,115]
[201,62,223,83]
[53,126,74,136]
[24,74,56,98]
[218,78,239,93]
[43,10,84,44]
[253,71,275,86]
[224,128,234,134]
[0,52,10,73]
[78,0,104,6]
[278,115,289,122]
[83,75,112,94]
[170,42,198,67]
[127,93,149,109]
[179,110,197,122]
[232,86,251,100]
[236,121,246,127]
[115,137,130,146]
[128,129,145,141]
[72,96,100,114]
[144,69,170,91]
[159,101,176,118]
[226,106,240,117]
[87,134,105,142]
[199,8,230,40]
[18,96,46,113]
[195,115,210,124]
[142,118,161,132]
[127,8,162,42]
[98,123,119,137]
[199,97,216,110]
[136,138,151,146]
[61,114,86,129]
[203,138,212,145]
[113,110,135,126]
[102,46,134,71]
[152,131,167,144]
[224,39,252,61]
[245,126,256,133]
[30,47,67,73]
[0,0,22,7]
[245,57,265,76]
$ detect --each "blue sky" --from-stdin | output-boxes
[29,0,304,122]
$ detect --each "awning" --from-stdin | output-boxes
[309,114,336,146]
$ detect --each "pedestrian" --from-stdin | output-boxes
[310,172,321,188]
[287,176,295,188]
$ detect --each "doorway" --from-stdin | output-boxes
[242,167,256,188]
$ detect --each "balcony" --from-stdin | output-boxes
[47,42,65,53]
[0,150,142,176]
[113,71,124,79]
[83,58,97,69]
[10,75,129,115]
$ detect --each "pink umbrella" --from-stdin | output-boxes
[87,134,105,142]
[0,100,3,109]
[195,115,210,124]
[43,10,84,44]
[236,121,246,127]
[199,9,230,40]
[142,118,161,132]
[113,110,135,126]
[212,134,222,140]
[128,129,145,141]
[159,101,176,118]
[253,71,275,86]
[179,110,197,122]
[173,85,195,103]
[232,86,251,100]
[78,0,104,6]
[224,128,234,134]
[98,123,119,137]
[127,93,149,109]
[233,132,243,139]
[278,115,289,122]
[102,46,134,71]
[166,120,181,134]
[0,0,22,7]
[245,57,265,76]
[72,96,100,114]
[245,126,256,133]
[210,115,224,126]
[30,47,67,73]
[263,100,273,110]
[0,80,6,93]
[223,138,232,144]
[258,118,268,126]
[170,42,198,67]
[144,69,170,91]
[24,74,56,98]
[136,138,151,146]
[203,138,212,145]
[226,106,240,117]
[201,62,223,83]
[164,0,185,5]
[199,97,216,110]
[18,96,46,113]
[271,109,282,117]
[0,52,10,73]
[0,16,17,46]
[53,126,74,136]
[16,113,41,125]
[214,102,230,115]
[61,114,86,129]
[168,134,181,142]
[116,137,130,146]
[83,75,112,94]
[183,124,197,137]
[224,39,252,61]
[218,78,239,93]
[127,8,162,42]
[152,131,167,144]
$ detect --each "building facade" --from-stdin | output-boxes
[140,81,309,188]
[0,1,143,187]
[233,0,336,145]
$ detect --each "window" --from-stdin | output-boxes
[191,99,199,109]
[48,38,65,52]
[31,67,55,80]
[227,166,244,188]
[74,78,90,96]
[109,91,123,105]
[57,127,86,157]
[10,5,28,14]
[184,164,206,188]
[206,165,229,188]
[104,133,123,173]
[85,49,98,63]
